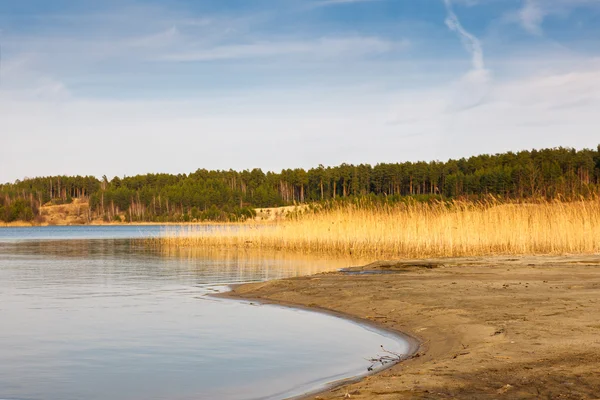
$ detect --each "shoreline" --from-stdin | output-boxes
[217,287,422,400]
[0,221,248,228]
[223,255,600,399]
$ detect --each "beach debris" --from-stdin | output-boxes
[492,327,505,336]
[452,351,470,359]
[366,345,404,371]
[497,384,513,394]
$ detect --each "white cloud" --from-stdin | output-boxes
[160,36,407,62]
[442,0,492,110]
[312,0,384,7]
[0,5,267,72]
[2,61,599,183]
[1,0,598,183]
[519,0,547,35]
[1,2,406,90]
[516,0,600,35]
[443,0,486,73]
[124,26,181,49]
[388,59,600,155]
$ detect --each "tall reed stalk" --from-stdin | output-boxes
[155,198,600,259]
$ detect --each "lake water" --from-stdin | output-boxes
[0,226,411,400]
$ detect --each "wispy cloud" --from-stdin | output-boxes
[519,0,545,35]
[442,0,491,110]
[160,36,407,62]
[1,2,409,99]
[515,0,600,35]
[312,0,385,7]
[442,0,486,73]
[3,61,599,182]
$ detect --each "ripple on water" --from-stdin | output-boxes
[0,227,411,400]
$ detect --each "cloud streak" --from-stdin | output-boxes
[442,0,485,73]
[519,0,545,35]
[312,0,384,7]
[0,2,410,102]
[516,0,600,35]
[160,36,406,62]
[441,0,491,111]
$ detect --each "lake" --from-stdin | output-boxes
[0,226,411,400]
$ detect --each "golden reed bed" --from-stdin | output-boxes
[156,199,600,259]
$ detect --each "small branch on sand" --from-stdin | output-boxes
[366,345,405,371]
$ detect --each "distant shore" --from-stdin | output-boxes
[0,221,237,228]
[0,200,295,227]
[225,255,600,399]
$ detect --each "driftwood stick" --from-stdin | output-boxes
[366,345,404,371]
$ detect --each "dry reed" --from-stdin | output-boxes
[156,199,600,259]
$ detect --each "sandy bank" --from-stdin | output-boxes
[224,255,600,399]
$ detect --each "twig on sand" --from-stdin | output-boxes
[366,345,404,371]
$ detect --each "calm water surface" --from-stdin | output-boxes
[0,226,410,400]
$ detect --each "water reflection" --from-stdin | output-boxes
[0,228,407,400]
[0,239,359,286]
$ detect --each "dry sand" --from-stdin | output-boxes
[224,255,600,399]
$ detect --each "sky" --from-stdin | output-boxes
[0,0,599,183]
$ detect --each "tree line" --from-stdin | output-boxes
[1,145,599,223]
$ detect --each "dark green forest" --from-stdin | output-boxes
[2,146,600,223]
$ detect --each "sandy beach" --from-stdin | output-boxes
[224,255,600,399]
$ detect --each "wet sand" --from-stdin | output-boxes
[223,255,600,399]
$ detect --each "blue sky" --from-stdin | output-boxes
[1,0,599,182]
